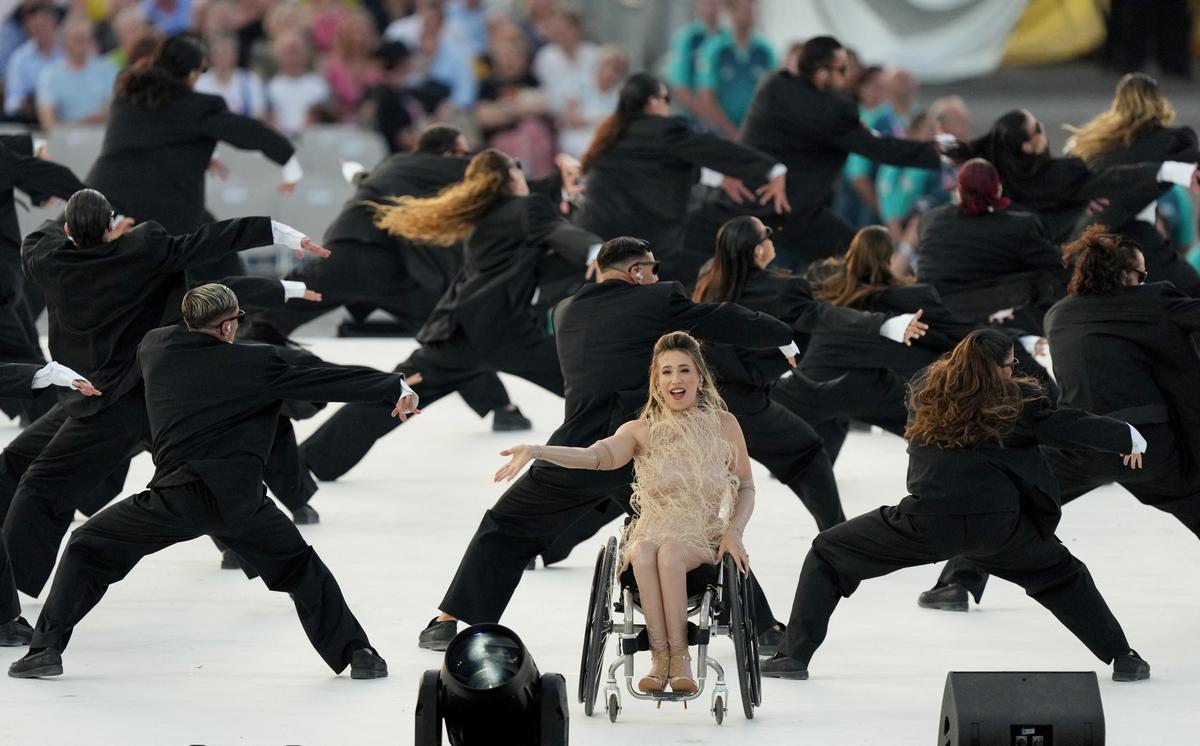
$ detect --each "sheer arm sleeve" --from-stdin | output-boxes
[532,420,640,471]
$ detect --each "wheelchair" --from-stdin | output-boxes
[578,536,762,724]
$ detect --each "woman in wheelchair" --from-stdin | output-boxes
[495,331,754,694]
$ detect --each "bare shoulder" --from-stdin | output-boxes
[718,410,744,437]
[616,417,650,443]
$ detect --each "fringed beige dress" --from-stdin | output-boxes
[621,407,739,566]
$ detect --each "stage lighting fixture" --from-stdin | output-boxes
[416,623,569,746]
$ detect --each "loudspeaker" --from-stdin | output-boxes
[938,672,1105,746]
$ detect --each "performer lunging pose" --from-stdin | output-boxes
[8,283,418,679]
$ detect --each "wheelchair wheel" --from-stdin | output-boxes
[724,555,757,720]
[581,536,617,716]
[742,568,763,707]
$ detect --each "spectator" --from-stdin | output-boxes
[252,1,310,79]
[36,15,119,129]
[444,0,489,59]
[533,8,599,135]
[517,0,556,53]
[928,95,972,142]
[235,0,272,68]
[323,8,382,120]
[836,65,906,228]
[875,111,952,268]
[694,0,774,139]
[194,0,239,39]
[106,6,154,69]
[663,0,722,122]
[196,32,267,119]
[782,39,803,74]
[266,30,330,138]
[885,65,917,126]
[408,2,476,112]
[383,0,424,46]
[3,2,62,122]
[557,44,627,159]
[95,0,139,53]
[474,31,554,176]
[309,0,350,54]
[141,0,193,35]
[361,40,425,152]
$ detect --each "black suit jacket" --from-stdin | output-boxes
[0,362,41,399]
[139,324,406,500]
[546,279,793,488]
[578,115,775,252]
[1044,282,1200,478]
[21,217,274,416]
[703,268,885,411]
[800,283,977,378]
[899,393,1133,535]
[0,134,86,256]
[417,195,598,354]
[87,92,294,233]
[737,71,939,218]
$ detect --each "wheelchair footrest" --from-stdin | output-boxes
[620,623,709,655]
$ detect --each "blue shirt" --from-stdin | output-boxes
[694,29,774,126]
[665,21,720,91]
[141,0,193,35]
[37,56,119,122]
[4,40,61,115]
[426,43,477,110]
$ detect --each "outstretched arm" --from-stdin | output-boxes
[494,419,643,482]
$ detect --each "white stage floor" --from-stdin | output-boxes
[1,337,1197,745]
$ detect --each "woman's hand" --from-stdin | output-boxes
[716,528,749,575]
[1122,453,1143,470]
[756,172,791,214]
[494,445,538,482]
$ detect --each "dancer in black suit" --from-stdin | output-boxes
[299,148,600,481]
[87,34,299,279]
[920,227,1200,610]
[760,329,1151,683]
[8,283,418,679]
[417,236,795,650]
[0,188,329,598]
[577,73,788,283]
[0,361,98,647]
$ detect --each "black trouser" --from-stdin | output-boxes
[935,423,1200,600]
[0,259,53,424]
[263,416,318,512]
[772,368,908,463]
[781,506,1131,666]
[1,392,151,596]
[28,479,371,673]
[0,532,17,622]
[302,333,563,481]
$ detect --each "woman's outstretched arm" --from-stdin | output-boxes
[494,419,645,482]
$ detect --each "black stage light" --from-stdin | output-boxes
[415,623,569,746]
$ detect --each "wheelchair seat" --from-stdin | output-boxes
[618,563,721,609]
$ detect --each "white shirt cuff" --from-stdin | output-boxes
[1134,200,1158,225]
[281,154,304,184]
[280,280,307,300]
[32,136,48,156]
[341,160,366,184]
[879,314,913,343]
[1128,424,1147,455]
[271,220,306,251]
[1018,335,1041,356]
[699,167,724,187]
[779,341,800,358]
[766,163,787,180]
[33,361,88,390]
[1157,161,1196,187]
[585,242,602,266]
[399,378,419,410]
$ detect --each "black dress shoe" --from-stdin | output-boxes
[418,617,457,651]
[524,557,537,571]
[8,648,62,678]
[757,624,785,657]
[493,406,532,432]
[1113,650,1151,682]
[0,616,33,647]
[759,652,808,680]
[917,583,969,612]
[220,549,244,570]
[291,505,320,525]
[350,647,388,679]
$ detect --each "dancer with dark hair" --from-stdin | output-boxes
[919,226,1200,611]
[916,158,1065,332]
[577,72,788,283]
[1063,73,1200,295]
[8,282,418,679]
[88,33,301,280]
[418,236,794,651]
[761,328,1151,682]
[688,35,943,270]
[0,188,329,598]
[299,148,600,481]
[945,107,1199,245]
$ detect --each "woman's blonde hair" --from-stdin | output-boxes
[369,148,514,246]
[640,331,726,420]
[1065,73,1175,165]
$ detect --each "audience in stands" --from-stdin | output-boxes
[36,15,117,129]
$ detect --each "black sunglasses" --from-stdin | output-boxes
[825,64,849,75]
[655,91,671,104]
[629,260,660,276]
[1000,357,1019,370]
[1135,269,1148,283]
[213,310,246,328]
[759,226,773,242]
[509,159,524,171]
